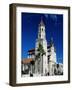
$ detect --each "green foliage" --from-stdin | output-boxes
[35,43,46,60]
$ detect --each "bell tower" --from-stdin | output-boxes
[35,17,48,76]
[38,17,46,39]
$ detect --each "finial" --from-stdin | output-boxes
[51,37,54,46]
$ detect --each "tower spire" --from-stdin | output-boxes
[38,17,46,39]
[39,16,45,26]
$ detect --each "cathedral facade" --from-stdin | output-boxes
[21,18,63,77]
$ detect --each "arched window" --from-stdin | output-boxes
[42,28,43,31]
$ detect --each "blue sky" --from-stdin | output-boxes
[21,13,63,63]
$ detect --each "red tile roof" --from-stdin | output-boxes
[22,58,33,64]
